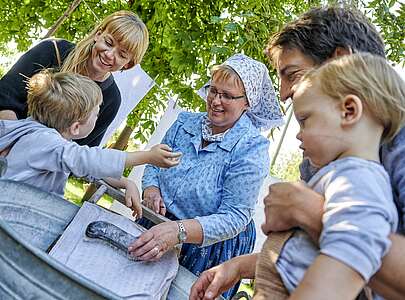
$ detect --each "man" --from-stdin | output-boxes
[190,6,405,300]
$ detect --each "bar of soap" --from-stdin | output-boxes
[85,221,136,253]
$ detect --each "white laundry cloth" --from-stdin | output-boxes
[101,65,155,146]
[50,202,179,300]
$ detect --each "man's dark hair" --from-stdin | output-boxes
[266,6,386,66]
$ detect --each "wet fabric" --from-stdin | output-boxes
[139,212,256,300]
[50,202,179,300]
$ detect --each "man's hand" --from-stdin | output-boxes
[0,110,17,120]
[189,256,252,300]
[0,110,17,157]
[261,181,324,242]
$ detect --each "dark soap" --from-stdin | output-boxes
[85,221,137,252]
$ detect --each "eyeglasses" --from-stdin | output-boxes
[205,85,245,102]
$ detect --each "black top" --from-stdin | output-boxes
[0,39,121,147]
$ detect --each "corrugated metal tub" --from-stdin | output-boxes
[0,179,197,300]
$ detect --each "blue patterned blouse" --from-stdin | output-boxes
[142,112,270,247]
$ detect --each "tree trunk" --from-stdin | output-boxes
[82,125,134,201]
[112,125,134,151]
[43,0,82,39]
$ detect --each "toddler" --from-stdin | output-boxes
[255,53,405,299]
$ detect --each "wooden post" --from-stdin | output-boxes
[43,0,82,39]
[270,106,293,170]
[82,125,134,201]
[112,125,133,150]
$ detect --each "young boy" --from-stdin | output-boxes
[0,70,181,218]
[254,53,405,300]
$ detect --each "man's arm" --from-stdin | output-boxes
[369,233,405,299]
[189,254,258,300]
[264,182,405,299]
[0,110,17,156]
[0,110,17,120]
[289,254,364,300]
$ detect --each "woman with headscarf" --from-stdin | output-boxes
[128,54,283,299]
[0,10,149,147]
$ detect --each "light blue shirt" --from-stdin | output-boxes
[276,157,398,293]
[142,112,270,247]
[302,126,405,236]
[0,118,126,196]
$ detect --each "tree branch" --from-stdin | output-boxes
[43,0,82,39]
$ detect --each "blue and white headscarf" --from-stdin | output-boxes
[199,53,284,131]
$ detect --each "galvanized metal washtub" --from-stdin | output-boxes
[0,179,196,300]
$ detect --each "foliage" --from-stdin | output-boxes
[64,176,114,206]
[0,0,403,142]
[365,0,405,66]
[271,150,302,181]
[63,176,88,205]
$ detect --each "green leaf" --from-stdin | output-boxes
[224,22,238,32]
[210,16,222,23]
[211,46,229,54]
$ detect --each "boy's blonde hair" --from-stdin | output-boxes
[300,53,405,143]
[211,65,245,93]
[27,70,103,132]
[61,10,149,75]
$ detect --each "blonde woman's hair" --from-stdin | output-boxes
[61,10,149,75]
[211,65,245,93]
[27,70,103,133]
[300,53,405,143]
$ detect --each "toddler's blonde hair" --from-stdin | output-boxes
[27,70,102,133]
[300,53,405,143]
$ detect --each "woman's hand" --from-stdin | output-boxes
[128,221,178,261]
[143,186,166,215]
[147,144,182,168]
[261,181,324,242]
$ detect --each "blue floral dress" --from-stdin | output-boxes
[142,112,270,298]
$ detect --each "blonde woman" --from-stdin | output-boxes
[0,10,149,147]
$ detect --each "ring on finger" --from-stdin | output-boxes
[153,246,160,256]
